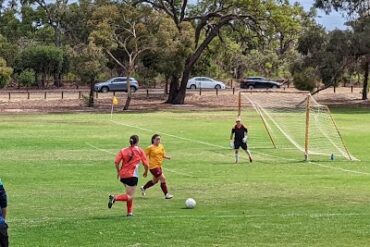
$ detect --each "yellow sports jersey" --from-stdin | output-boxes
[145,144,165,169]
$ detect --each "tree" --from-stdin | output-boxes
[24,0,68,87]
[16,45,64,88]
[63,0,97,46]
[0,34,18,67]
[349,17,370,100]
[15,69,36,87]
[90,4,157,110]
[315,0,370,17]
[141,16,194,94]
[0,57,13,88]
[295,25,354,93]
[138,0,305,104]
[69,42,106,107]
[315,0,370,99]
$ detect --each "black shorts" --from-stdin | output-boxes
[234,141,247,150]
[0,224,8,247]
[0,188,6,209]
[120,177,138,187]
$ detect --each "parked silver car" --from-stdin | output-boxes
[94,77,139,93]
[187,77,226,89]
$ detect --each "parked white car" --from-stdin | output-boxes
[187,77,226,89]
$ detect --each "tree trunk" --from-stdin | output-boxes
[362,61,369,100]
[172,67,191,104]
[164,76,169,94]
[53,73,63,88]
[166,75,180,103]
[53,23,63,88]
[123,71,132,110]
[88,80,95,107]
[40,73,46,88]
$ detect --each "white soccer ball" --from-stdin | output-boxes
[185,198,196,209]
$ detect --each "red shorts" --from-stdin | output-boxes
[150,167,163,178]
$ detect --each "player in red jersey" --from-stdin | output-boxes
[108,135,149,216]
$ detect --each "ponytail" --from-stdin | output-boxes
[129,135,139,146]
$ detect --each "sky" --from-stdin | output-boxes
[297,0,347,30]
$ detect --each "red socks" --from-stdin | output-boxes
[160,182,168,195]
[115,194,129,202]
[115,194,133,214]
[143,180,155,190]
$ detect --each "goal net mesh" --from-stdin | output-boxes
[240,92,357,161]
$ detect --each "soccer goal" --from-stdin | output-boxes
[238,91,357,161]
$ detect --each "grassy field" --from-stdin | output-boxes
[0,108,370,246]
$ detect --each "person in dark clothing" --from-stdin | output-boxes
[0,179,8,247]
[230,118,253,163]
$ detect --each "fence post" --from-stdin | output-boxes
[78,91,82,99]
[8,92,10,101]
[44,91,47,99]
[95,91,98,98]
[62,91,64,99]
[146,88,149,98]
[27,91,30,99]
[351,85,354,93]
[216,88,218,96]
[333,86,336,93]
[113,91,116,96]
[233,87,235,95]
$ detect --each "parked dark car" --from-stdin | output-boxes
[94,77,139,93]
[240,77,281,89]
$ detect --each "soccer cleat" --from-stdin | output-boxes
[249,157,253,163]
[108,194,115,209]
[140,186,146,196]
[165,193,174,199]
[127,213,134,217]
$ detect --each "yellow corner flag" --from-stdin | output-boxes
[112,96,119,106]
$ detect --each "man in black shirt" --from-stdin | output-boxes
[230,118,253,163]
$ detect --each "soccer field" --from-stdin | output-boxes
[1,109,370,246]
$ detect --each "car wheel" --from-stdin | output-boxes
[248,85,254,90]
[215,85,221,90]
[101,87,109,93]
[190,84,196,89]
[272,85,278,89]
[130,86,137,93]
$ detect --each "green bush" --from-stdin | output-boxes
[0,58,13,88]
[293,67,317,91]
[17,69,36,87]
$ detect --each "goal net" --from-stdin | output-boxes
[238,91,357,161]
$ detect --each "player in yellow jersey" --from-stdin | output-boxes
[140,134,174,199]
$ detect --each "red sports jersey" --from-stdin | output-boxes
[115,146,148,179]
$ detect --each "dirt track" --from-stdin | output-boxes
[0,87,368,113]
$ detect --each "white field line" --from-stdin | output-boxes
[309,161,370,176]
[110,120,370,176]
[86,142,194,178]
